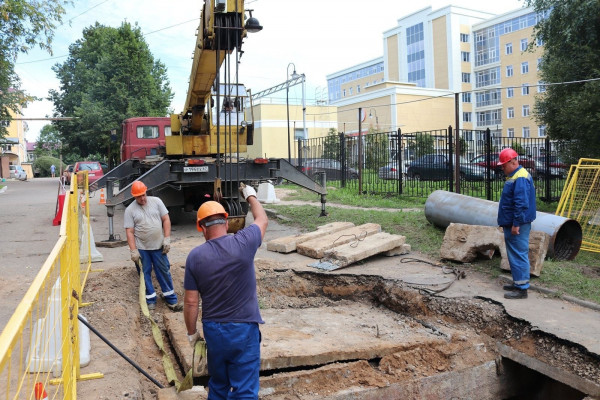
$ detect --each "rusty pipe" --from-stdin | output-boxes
[425,190,582,260]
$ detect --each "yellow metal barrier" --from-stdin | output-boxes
[556,158,600,253]
[0,171,102,399]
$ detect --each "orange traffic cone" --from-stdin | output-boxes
[99,188,106,204]
[34,382,48,400]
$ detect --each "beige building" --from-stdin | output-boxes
[1,107,28,169]
[245,100,337,160]
[327,5,545,154]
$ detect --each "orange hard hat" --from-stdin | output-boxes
[497,148,519,166]
[197,201,228,231]
[131,181,147,197]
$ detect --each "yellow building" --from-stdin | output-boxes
[1,107,27,165]
[327,5,545,156]
[245,100,337,160]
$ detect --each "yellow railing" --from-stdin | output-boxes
[556,158,600,253]
[0,172,102,399]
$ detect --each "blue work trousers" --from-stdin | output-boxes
[139,249,178,305]
[503,223,531,290]
[203,321,261,399]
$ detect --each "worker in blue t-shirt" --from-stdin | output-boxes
[497,148,536,299]
[184,184,268,399]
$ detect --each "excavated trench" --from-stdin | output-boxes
[203,264,600,399]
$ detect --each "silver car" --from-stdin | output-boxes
[9,165,27,180]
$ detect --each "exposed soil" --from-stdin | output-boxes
[74,256,600,399]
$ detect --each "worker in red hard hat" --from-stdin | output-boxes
[183,183,268,398]
[497,148,537,299]
[124,181,182,311]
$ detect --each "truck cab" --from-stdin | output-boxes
[121,117,171,162]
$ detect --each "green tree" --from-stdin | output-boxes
[322,128,340,160]
[365,128,389,170]
[526,0,600,160]
[407,133,435,158]
[34,124,62,158]
[0,0,70,138]
[49,22,173,161]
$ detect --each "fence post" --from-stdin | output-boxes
[297,139,303,171]
[397,128,403,195]
[454,126,461,194]
[544,136,551,202]
[339,132,346,188]
[485,128,492,201]
[358,108,363,194]
[448,126,454,193]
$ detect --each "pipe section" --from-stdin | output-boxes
[425,190,582,260]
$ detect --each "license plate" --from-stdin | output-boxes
[184,166,209,173]
[89,173,96,177]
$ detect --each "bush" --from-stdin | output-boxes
[34,156,66,177]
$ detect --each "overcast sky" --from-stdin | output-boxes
[15,0,524,142]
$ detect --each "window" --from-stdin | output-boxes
[165,126,172,136]
[462,73,471,83]
[357,85,361,93]
[461,51,470,62]
[460,33,469,42]
[537,58,542,70]
[136,125,159,139]
[538,125,547,137]
[522,105,530,117]
[505,43,513,55]
[523,126,530,138]
[507,128,515,138]
[463,112,472,122]
[506,87,514,98]
[522,84,530,95]
[520,38,528,51]
[538,81,547,93]
[462,92,471,103]
[343,89,346,97]
[521,62,529,74]
[537,38,544,46]
[506,65,513,77]
[349,87,353,95]
[507,107,514,119]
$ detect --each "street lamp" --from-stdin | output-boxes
[286,62,300,163]
[369,108,379,130]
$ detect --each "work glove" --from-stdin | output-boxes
[162,237,171,254]
[187,330,202,347]
[130,249,140,263]
[239,182,257,200]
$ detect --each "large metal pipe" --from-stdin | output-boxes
[425,190,582,260]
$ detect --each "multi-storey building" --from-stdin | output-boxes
[327,5,545,155]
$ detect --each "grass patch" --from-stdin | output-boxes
[272,183,600,304]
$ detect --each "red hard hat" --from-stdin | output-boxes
[497,148,519,166]
[196,201,228,231]
[131,181,147,197]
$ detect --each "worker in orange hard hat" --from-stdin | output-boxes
[183,184,268,398]
[497,148,536,299]
[124,181,182,311]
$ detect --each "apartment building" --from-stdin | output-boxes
[327,5,544,150]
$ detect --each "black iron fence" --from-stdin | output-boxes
[295,127,567,203]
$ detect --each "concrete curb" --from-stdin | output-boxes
[500,274,600,312]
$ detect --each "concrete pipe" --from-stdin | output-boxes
[424,190,582,260]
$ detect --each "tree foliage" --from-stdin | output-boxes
[526,0,600,160]
[0,0,69,137]
[49,22,173,162]
[322,128,340,160]
[34,124,62,158]
[407,133,435,157]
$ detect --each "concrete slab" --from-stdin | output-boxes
[312,232,406,270]
[165,303,448,377]
[266,222,355,253]
[296,223,381,259]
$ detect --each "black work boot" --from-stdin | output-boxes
[504,289,527,299]
[503,284,517,291]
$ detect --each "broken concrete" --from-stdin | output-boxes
[297,223,382,259]
[384,243,412,256]
[266,222,355,253]
[316,232,406,269]
[440,223,506,263]
[500,230,550,277]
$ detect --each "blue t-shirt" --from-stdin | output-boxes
[184,224,264,324]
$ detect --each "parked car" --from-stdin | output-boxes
[378,161,410,180]
[62,164,74,185]
[531,160,567,180]
[73,161,104,184]
[9,165,27,180]
[100,162,109,174]
[301,159,358,181]
[533,155,569,170]
[470,153,536,179]
[406,154,486,181]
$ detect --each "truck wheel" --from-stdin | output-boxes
[168,206,184,225]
